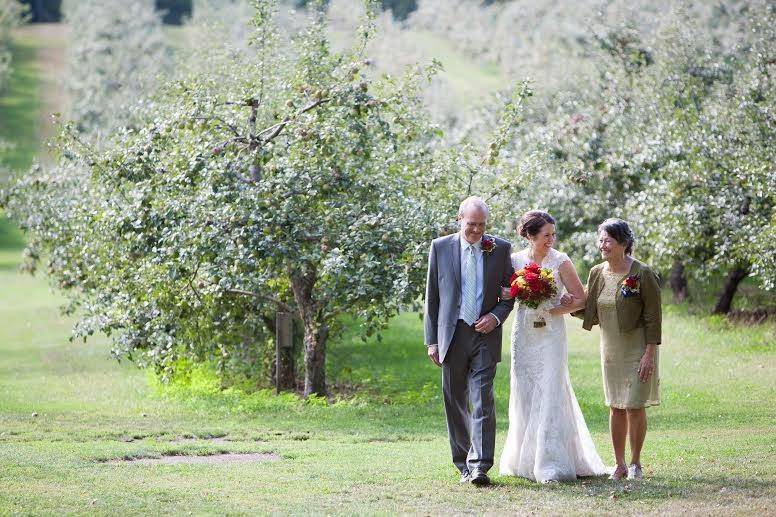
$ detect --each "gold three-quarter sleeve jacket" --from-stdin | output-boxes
[574,259,662,345]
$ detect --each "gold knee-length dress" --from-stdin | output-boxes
[597,271,660,409]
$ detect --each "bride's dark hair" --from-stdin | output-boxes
[518,210,555,238]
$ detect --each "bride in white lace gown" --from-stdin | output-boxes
[500,211,607,483]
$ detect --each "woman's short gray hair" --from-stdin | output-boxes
[458,196,489,218]
[598,218,635,255]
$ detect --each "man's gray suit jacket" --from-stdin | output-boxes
[424,233,515,363]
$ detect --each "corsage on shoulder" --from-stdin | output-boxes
[621,274,640,297]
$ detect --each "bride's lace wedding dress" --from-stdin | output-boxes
[499,248,607,482]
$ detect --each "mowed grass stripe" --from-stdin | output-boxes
[0,32,43,178]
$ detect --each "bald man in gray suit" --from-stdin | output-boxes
[424,197,515,486]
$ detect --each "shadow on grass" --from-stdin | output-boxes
[491,472,773,502]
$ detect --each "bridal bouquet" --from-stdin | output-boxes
[509,262,558,311]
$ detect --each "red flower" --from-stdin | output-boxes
[508,263,558,308]
[624,275,639,288]
[481,237,496,254]
[524,262,541,274]
[524,271,542,290]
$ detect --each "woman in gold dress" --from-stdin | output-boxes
[575,219,661,481]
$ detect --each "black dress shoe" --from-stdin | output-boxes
[469,468,490,486]
[459,469,471,484]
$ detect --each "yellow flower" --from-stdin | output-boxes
[540,269,553,280]
[517,277,527,287]
[516,268,526,277]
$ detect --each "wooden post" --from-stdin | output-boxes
[275,311,295,393]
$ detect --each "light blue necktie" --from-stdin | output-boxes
[461,244,479,325]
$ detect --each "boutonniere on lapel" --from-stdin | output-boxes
[481,236,496,254]
[621,274,641,297]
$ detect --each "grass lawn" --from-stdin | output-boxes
[0,247,773,514]
[1,24,63,251]
[405,29,504,106]
[0,30,44,179]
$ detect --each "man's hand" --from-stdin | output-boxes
[474,313,498,334]
[427,345,441,367]
[560,293,575,306]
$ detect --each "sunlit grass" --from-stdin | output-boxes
[405,29,504,105]
[0,29,47,251]
[0,32,42,178]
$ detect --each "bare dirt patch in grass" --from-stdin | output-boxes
[107,452,280,465]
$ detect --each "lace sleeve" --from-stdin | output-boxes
[550,249,572,271]
[511,250,526,269]
[550,250,573,298]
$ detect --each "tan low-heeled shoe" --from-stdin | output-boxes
[609,464,628,480]
[627,463,643,480]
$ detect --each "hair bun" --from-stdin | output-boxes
[519,210,555,238]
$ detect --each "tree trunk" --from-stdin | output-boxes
[712,267,749,315]
[301,319,328,397]
[290,268,329,398]
[668,259,688,303]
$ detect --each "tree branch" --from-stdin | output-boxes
[195,116,241,138]
[225,288,294,313]
[215,135,250,149]
[186,258,204,305]
[258,98,331,144]
[249,99,259,138]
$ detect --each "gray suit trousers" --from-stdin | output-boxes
[442,320,497,474]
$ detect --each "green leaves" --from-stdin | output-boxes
[505,2,775,295]
[5,1,454,395]
[628,3,776,289]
